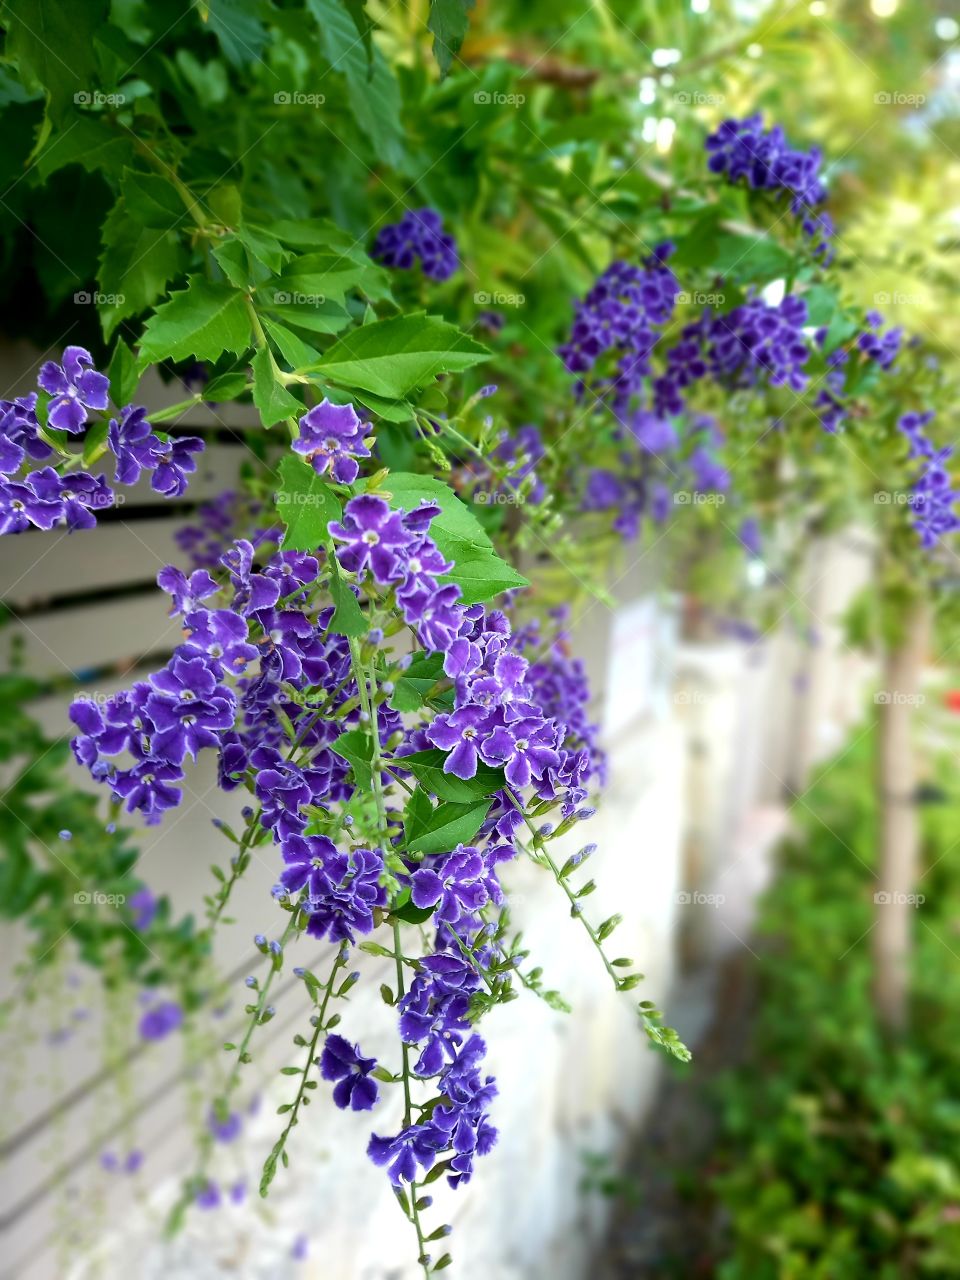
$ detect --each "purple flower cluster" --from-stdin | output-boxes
[293,399,372,485]
[897,411,960,549]
[706,115,834,259]
[558,247,679,417]
[373,208,460,282]
[656,294,810,415]
[0,347,203,535]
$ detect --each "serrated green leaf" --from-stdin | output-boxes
[98,198,184,340]
[314,314,489,399]
[252,347,302,426]
[139,276,251,364]
[120,169,185,229]
[428,0,475,77]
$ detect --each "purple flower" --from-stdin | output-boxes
[367,1125,443,1184]
[373,208,460,281]
[479,716,560,789]
[302,847,388,943]
[208,1108,242,1143]
[145,650,236,765]
[111,758,184,819]
[108,405,162,484]
[278,832,341,897]
[319,1033,380,1111]
[139,1000,183,1041]
[30,467,115,530]
[38,346,109,433]
[410,847,489,925]
[150,436,204,498]
[292,399,371,484]
[128,888,158,931]
[329,495,413,581]
[426,705,491,779]
[0,476,62,533]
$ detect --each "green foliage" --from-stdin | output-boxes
[712,728,960,1278]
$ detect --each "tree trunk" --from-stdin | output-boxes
[872,599,931,1034]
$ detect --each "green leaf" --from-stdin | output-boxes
[331,729,374,790]
[262,317,321,371]
[212,238,251,288]
[276,455,341,551]
[204,371,250,401]
[98,198,184,340]
[120,169,185,229]
[306,0,406,168]
[315,314,489,399]
[139,276,251,365]
[402,785,434,850]
[383,473,528,603]
[6,0,109,119]
[428,0,475,77]
[273,250,388,304]
[709,233,795,284]
[252,347,302,427]
[34,114,134,181]
[400,749,504,802]
[390,887,436,925]
[108,339,138,407]
[205,0,271,68]
[389,653,446,712]
[328,558,367,637]
[404,797,492,855]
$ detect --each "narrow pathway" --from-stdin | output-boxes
[599,952,759,1279]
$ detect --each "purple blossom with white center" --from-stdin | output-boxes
[158,565,219,615]
[302,847,387,943]
[373,208,460,281]
[37,345,109,433]
[425,705,491,779]
[398,952,479,1076]
[478,715,560,789]
[293,399,372,484]
[0,395,51,472]
[367,1125,443,1185]
[111,757,185,821]
[278,832,340,896]
[183,609,258,676]
[328,495,413,581]
[0,476,62,533]
[319,1034,380,1111]
[30,467,116,530]
[145,650,236,765]
[410,846,489,925]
